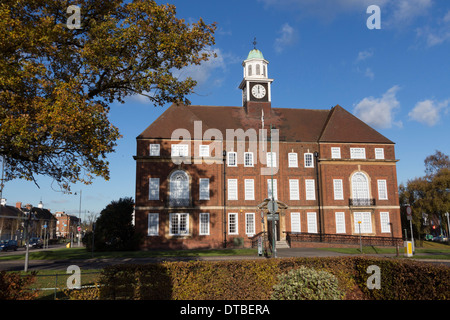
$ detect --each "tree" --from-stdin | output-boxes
[0,0,216,191]
[84,197,141,251]
[399,150,450,239]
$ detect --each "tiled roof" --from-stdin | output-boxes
[138,103,394,144]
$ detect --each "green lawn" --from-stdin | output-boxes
[321,241,450,259]
[0,247,258,261]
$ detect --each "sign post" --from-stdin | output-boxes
[406,205,414,254]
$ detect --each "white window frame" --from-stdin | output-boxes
[305,179,316,200]
[199,213,210,235]
[266,152,277,168]
[228,179,238,200]
[199,145,209,157]
[199,178,210,200]
[380,212,391,233]
[245,179,255,200]
[350,148,366,159]
[288,153,298,168]
[227,152,237,167]
[377,179,388,200]
[291,212,301,233]
[169,213,189,236]
[307,212,318,233]
[244,152,254,167]
[335,212,346,234]
[353,212,372,234]
[289,179,300,200]
[304,153,314,168]
[148,178,159,200]
[149,144,160,156]
[331,147,341,159]
[375,148,385,160]
[147,213,159,236]
[333,179,344,200]
[245,213,255,236]
[267,179,278,200]
[228,212,238,235]
[171,144,189,157]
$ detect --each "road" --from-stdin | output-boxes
[0,246,449,271]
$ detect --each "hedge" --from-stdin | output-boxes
[65,256,449,300]
[0,271,38,300]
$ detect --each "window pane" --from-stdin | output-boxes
[304,153,314,168]
[378,180,388,200]
[228,213,238,234]
[331,147,341,159]
[350,148,366,159]
[335,212,345,233]
[333,179,343,200]
[148,213,159,236]
[288,153,298,167]
[291,212,301,233]
[267,179,277,200]
[149,144,160,156]
[267,152,277,167]
[200,213,210,235]
[169,171,189,206]
[246,213,255,235]
[375,148,384,159]
[199,178,210,200]
[244,152,254,167]
[149,178,159,200]
[228,179,238,200]
[289,179,299,200]
[245,179,255,200]
[228,152,237,166]
[380,212,390,233]
[307,212,317,233]
[305,179,315,200]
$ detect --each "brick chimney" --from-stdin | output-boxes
[16,201,22,209]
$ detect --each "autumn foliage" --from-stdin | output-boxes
[0,0,216,190]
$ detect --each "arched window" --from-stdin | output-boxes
[263,65,266,77]
[256,64,260,75]
[169,170,189,207]
[248,65,252,76]
[351,172,370,205]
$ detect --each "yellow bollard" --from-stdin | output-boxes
[66,242,71,248]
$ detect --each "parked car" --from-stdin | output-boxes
[28,237,43,248]
[432,235,448,242]
[424,234,434,241]
[0,240,18,252]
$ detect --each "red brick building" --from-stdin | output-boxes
[134,49,402,250]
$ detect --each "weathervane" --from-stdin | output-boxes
[253,37,257,49]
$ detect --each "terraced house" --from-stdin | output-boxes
[134,48,402,250]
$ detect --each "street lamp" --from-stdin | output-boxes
[358,221,362,253]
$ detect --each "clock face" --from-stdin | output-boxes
[251,84,266,99]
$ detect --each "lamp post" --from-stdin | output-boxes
[358,221,362,253]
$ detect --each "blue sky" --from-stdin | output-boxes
[2,0,449,219]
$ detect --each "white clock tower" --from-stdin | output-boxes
[239,43,274,115]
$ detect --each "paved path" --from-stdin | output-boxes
[1,247,448,271]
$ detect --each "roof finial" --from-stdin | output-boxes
[253,37,257,49]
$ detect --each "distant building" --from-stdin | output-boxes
[134,48,402,250]
[54,211,80,238]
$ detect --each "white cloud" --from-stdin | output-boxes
[408,99,450,126]
[356,50,373,63]
[364,67,375,80]
[274,23,298,53]
[353,85,402,129]
[390,0,432,25]
[416,10,450,47]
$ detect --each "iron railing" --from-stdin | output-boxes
[286,232,403,247]
[348,198,376,206]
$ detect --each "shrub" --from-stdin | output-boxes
[0,271,38,300]
[271,266,343,300]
